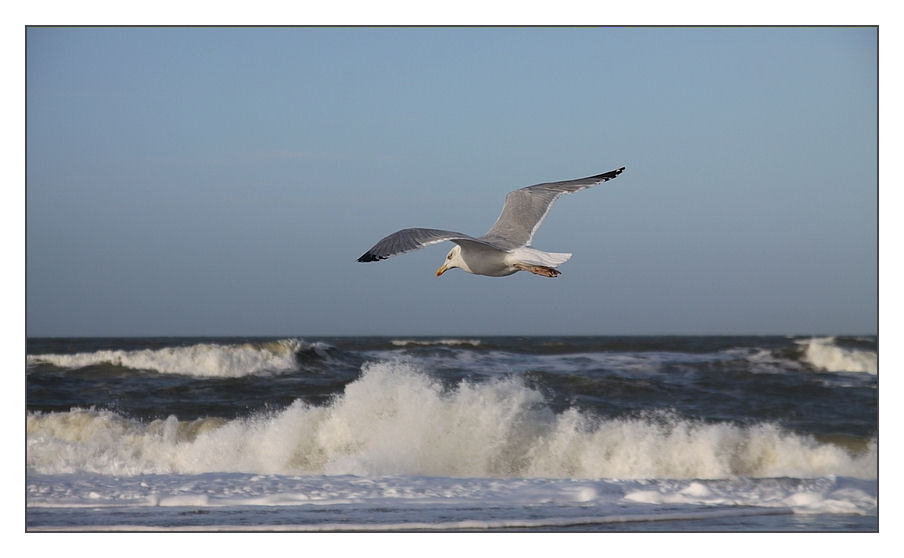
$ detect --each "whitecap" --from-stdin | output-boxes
[26,361,878,480]
[796,337,877,374]
[26,338,316,377]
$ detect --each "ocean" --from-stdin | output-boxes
[25,335,878,531]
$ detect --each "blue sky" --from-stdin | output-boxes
[25,26,877,336]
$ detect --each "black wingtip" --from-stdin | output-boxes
[357,252,384,263]
[603,166,626,180]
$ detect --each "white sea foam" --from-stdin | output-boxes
[797,337,877,374]
[26,338,319,377]
[390,339,483,347]
[25,473,877,524]
[621,476,876,516]
[26,360,877,479]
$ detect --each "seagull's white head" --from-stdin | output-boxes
[436,245,463,277]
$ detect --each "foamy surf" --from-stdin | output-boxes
[25,472,877,528]
[26,335,877,530]
[26,360,876,480]
[796,337,877,374]
[25,338,325,377]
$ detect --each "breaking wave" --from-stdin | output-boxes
[796,337,877,374]
[27,360,877,479]
[26,338,331,377]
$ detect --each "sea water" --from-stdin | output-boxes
[25,336,878,531]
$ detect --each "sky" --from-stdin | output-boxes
[25,26,878,337]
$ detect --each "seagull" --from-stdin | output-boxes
[357,166,626,278]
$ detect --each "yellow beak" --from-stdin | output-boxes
[435,264,448,277]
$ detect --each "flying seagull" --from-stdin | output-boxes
[357,166,626,278]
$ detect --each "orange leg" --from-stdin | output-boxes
[514,263,561,277]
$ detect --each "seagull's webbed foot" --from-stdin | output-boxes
[514,263,561,277]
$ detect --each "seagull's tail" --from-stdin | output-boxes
[511,247,572,268]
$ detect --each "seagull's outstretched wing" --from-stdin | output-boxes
[357,228,497,262]
[480,166,625,250]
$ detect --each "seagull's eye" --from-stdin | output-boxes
[447,253,453,260]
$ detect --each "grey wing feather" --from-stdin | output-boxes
[357,228,490,262]
[480,166,625,249]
